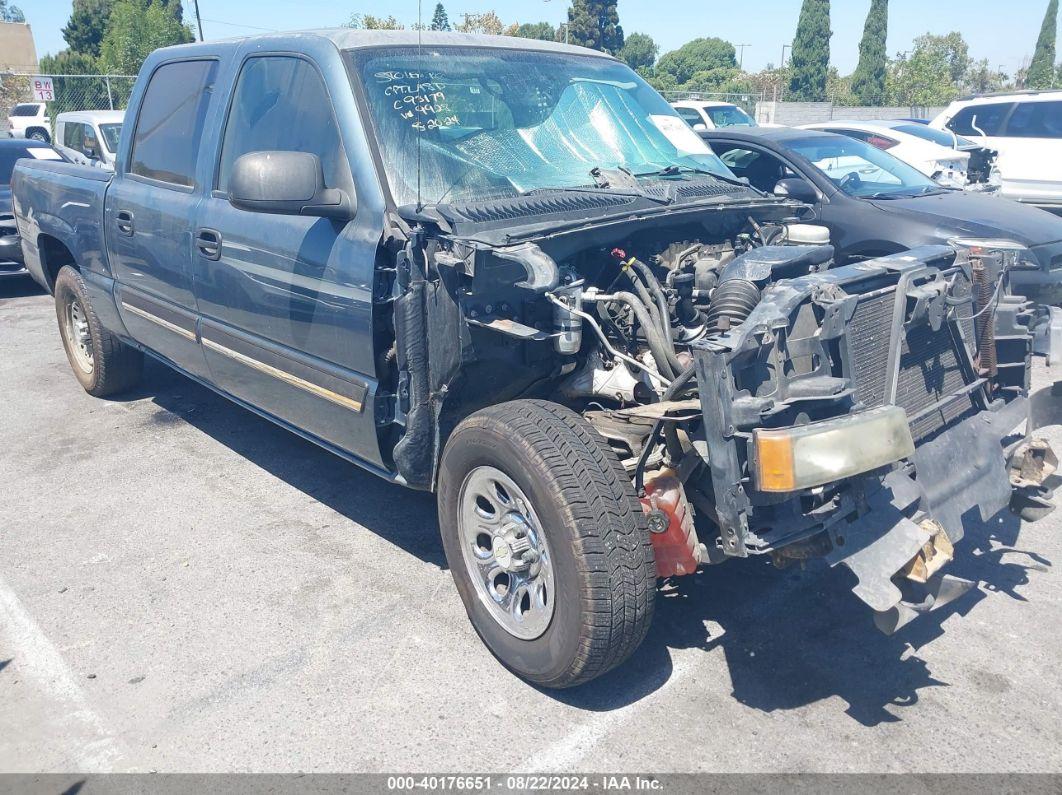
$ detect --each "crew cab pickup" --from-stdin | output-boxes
[13,30,1060,688]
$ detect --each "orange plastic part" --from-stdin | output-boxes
[639,470,700,578]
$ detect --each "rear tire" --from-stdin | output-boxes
[438,399,656,688]
[27,128,51,143]
[54,266,142,397]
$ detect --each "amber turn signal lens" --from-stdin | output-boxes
[755,433,796,492]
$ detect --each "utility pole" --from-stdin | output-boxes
[780,44,791,69]
[193,0,205,41]
[544,0,570,44]
[736,44,751,70]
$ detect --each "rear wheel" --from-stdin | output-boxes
[27,128,50,143]
[55,266,142,397]
[438,400,656,688]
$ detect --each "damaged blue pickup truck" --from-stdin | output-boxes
[12,30,1061,687]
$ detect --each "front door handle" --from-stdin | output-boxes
[196,228,222,261]
[116,210,135,236]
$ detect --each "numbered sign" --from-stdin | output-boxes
[31,76,55,102]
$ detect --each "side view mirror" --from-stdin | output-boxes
[692,123,708,132]
[774,177,818,204]
[228,151,355,221]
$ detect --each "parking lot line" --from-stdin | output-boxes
[0,575,126,772]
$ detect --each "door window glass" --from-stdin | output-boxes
[217,56,349,193]
[63,122,83,150]
[715,144,790,192]
[1003,101,1062,139]
[675,107,704,126]
[945,103,1012,136]
[129,59,218,187]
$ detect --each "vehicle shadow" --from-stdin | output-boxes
[126,360,1051,723]
[552,503,1049,724]
[133,357,445,568]
[0,276,45,300]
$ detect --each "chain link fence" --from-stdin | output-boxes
[662,90,765,115]
[2,73,137,138]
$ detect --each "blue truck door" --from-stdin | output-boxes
[107,58,218,379]
[192,54,383,465]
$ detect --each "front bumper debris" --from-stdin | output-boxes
[825,391,1058,633]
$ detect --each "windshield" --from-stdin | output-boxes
[349,46,735,206]
[785,135,941,198]
[891,123,972,148]
[706,105,756,128]
[99,123,122,153]
[0,146,64,183]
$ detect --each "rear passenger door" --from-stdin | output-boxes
[108,58,218,379]
[996,100,1062,197]
[192,54,380,463]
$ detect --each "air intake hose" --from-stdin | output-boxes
[704,279,761,337]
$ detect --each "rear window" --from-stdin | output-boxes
[892,123,972,147]
[945,103,1013,136]
[10,104,41,117]
[0,146,65,183]
[129,60,217,187]
[1003,101,1062,139]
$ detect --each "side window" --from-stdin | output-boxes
[63,122,83,150]
[129,59,218,187]
[1003,101,1062,139]
[946,103,1012,136]
[676,107,704,127]
[218,56,349,193]
[715,144,788,192]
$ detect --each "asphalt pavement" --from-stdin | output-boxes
[2,280,1061,773]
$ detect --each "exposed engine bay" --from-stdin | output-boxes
[381,195,1058,633]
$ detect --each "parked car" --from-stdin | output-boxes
[12,30,1058,687]
[55,110,124,170]
[1,139,70,279]
[671,100,757,130]
[701,127,1062,304]
[800,119,1000,192]
[930,90,1062,211]
[7,102,51,142]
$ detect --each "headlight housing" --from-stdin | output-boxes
[754,406,916,493]
[950,238,1040,271]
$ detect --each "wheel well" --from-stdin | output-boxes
[38,235,76,293]
[25,126,51,140]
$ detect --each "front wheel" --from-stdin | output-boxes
[438,400,656,688]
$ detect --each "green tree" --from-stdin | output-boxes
[430,3,450,31]
[966,59,1009,94]
[39,50,115,115]
[788,0,832,101]
[98,0,194,76]
[567,0,623,55]
[656,38,736,86]
[455,12,504,35]
[61,0,114,58]
[347,13,404,30]
[850,0,888,104]
[0,0,25,23]
[886,32,971,106]
[618,32,658,71]
[510,22,556,41]
[1028,0,1058,89]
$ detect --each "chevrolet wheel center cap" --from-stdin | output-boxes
[492,536,513,569]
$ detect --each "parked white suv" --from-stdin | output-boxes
[55,110,124,170]
[671,100,757,130]
[7,102,51,142]
[931,91,1062,211]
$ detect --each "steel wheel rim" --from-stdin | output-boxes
[66,298,94,373]
[457,466,555,640]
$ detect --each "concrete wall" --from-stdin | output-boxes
[0,23,38,72]
[756,101,948,126]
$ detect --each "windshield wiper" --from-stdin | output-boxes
[636,164,753,189]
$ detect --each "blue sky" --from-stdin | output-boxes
[25,0,1059,77]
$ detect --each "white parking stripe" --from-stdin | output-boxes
[0,576,125,771]
[518,652,698,772]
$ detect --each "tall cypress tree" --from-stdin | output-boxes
[850,0,888,104]
[430,3,450,31]
[567,0,624,55]
[1027,0,1058,89]
[788,0,832,101]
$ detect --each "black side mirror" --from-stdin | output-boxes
[228,151,355,221]
[774,177,818,204]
